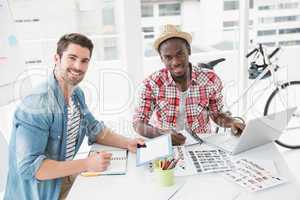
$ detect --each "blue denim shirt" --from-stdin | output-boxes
[4,73,105,200]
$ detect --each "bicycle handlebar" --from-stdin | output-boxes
[246,44,281,61]
[268,47,280,59]
[246,48,258,58]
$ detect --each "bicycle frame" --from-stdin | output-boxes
[227,58,280,117]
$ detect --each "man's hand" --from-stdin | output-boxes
[126,138,145,153]
[231,120,246,136]
[169,130,186,146]
[85,151,112,172]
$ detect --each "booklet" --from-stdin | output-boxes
[224,158,287,192]
[173,146,234,176]
[81,150,128,176]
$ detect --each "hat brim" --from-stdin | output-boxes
[154,32,192,52]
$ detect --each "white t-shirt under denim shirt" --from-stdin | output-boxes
[66,98,81,160]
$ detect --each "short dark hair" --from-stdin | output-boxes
[158,37,191,55]
[56,33,94,58]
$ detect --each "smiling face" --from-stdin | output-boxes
[159,38,190,81]
[54,43,91,87]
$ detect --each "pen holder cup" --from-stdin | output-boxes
[155,168,175,187]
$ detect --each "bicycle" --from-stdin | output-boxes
[198,44,300,149]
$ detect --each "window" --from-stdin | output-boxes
[159,3,181,16]
[261,42,276,47]
[224,1,239,11]
[259,15,300,24]
[102,7,115,26]
[279,40,300,46]
[141,4,154,17]
[142,27,154,33]
[279,27,300,34]
[278,2,299,9]
[259,17,274,24]
[223,21,238,28]
[103,38,118,60]
[258,5,275,10]
[144,35,154,39]
[257,29,276,36]
[275,15,299,22]
[249,0,254,9]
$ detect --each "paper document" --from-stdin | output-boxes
[173,146,234,176]
[136,134,172,166]
[224,158,287,192]
[81,150,127,176]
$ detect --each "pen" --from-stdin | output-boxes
[167,158,180,170]
[81,172,101,177]
[163,159,171,170]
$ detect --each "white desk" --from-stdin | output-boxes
[67,143,300,200]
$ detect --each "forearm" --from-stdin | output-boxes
[133,121,165,138]
[35,159,87,180]
[210,112,237,128]
[96,128,131,149]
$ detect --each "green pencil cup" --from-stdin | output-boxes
[155,168,175,187]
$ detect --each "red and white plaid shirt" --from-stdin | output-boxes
[133,64,224,135]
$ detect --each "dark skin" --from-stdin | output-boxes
[134,38,245,145]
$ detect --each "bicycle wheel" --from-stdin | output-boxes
[264,81,300,149]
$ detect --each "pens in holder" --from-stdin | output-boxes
[137,144,147,148]
[167,158,180,170]
[158,158,179,170]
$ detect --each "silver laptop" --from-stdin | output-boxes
[203,107,297,155]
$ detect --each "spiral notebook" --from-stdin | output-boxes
[81,149,128,176]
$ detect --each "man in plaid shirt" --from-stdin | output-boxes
[133,24,245,145]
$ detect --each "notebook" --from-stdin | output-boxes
[81,149,128,176]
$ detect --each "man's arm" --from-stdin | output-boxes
[210,112,245,135]
[133,121,163,138]
[95,127,144,153]
[133,121,186,145]
[210,112,236,128]
[35,159,86,180]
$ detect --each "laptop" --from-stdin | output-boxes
[203,107,297,155]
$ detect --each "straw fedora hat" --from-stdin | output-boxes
[153,24,192,52]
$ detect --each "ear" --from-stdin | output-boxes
[54,54,60,65]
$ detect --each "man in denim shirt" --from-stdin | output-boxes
[4,33,144,200]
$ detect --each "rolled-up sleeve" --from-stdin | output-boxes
[133,81,155,125]
[84,111,106,145]
[14,97,50,181]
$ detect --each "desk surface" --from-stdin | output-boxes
[67,143,300,200]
